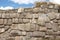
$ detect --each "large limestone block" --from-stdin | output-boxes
[1,13,5,18]
[32,31,45,37]
[26,32,33,36]
[21,31,26,36]
[18,18,23,23]
[10,13,17,18]
[32,14,39,18]
[30,24,36,31]
[31,18,37,24]
[46,30,54,35]
[39,27,47,32]
[12,18,19,24]
[18,24,25,30]
[24,23,31,31]
[11,24,18,29]
[5,13,10,18]
[3,19,7,25]
[7,19,12,25]
[22,19,30,23]
[55,13,60,20]
[25,13,33,19]
[33,8,40,12]
[0,28,5,33]
[48,5,54,9]
[10,30,22,37]
[0,19,4,24]
[18,8,24,12]
[47,13,56,20]
[15,36,20,40]
[0,13,2,18]
[37,14,50,26]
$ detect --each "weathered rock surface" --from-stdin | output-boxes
[0,2,60,40]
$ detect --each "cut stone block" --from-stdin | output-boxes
[0,19,4,24]
[32,31,45,37]
[39,27,47,32]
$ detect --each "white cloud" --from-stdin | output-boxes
[11,0,60,4]
[11,0,47,4]
[0,6,14,10]
[50,0,60,4]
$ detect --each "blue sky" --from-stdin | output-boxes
[0,0,59,10]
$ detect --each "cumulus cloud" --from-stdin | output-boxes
[50,0,60,4]
[0,6,14,10]
[11,0,47,4]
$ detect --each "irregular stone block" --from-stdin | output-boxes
[15,36,20,40]
[18,8,24,12]
[12,18,19,24]
[24,23,30,31]
[22,19,30,23]
[26,32,33,36]
[5,13,10,18]
[0,13,2,18]
[33,8,40,12]
[18,24,25,30]
[47,13,56,20]
[37,17,45,26]
[25,13,33,19]
[30,24,36,31]
[6,37,15,40]
[0,19,4,24]
[20,36,26,40]
[18,18,23,23]
[0,25,4,28]
[1,13,5,18]
[0,28,5,33]
[10,30,22,37]
[32,14,39,18]
[39,27,47,32]
[46,30,54,35]
[31,19,37,24]
[32,31,45,37]
[21,31,26,36]
[3,19,7,25]
[10,13,17,18]
[11,24,18,29]
[48,5,54,9]
[7,19,12,25]
[45,23,52,29]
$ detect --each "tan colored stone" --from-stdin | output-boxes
[26,13,32,19]
[21,31,26,36]
[18,8,24,12]
[39,27,47,32]
[18,24,25,30]
[11,24,18,29]
[24,23,30,31]
[15,36,20,40]
[7,19,12,25]
[23,19,30,23]
[32,31,45,37]
[3,19,7,25]
[12,18,19,24]
[0,19,3,24]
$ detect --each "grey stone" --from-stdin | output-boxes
[10,30,21,37]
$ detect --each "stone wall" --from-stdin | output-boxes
[0,2,60,40]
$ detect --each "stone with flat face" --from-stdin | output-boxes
[0,19,3,24]
[32,31,45,37]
